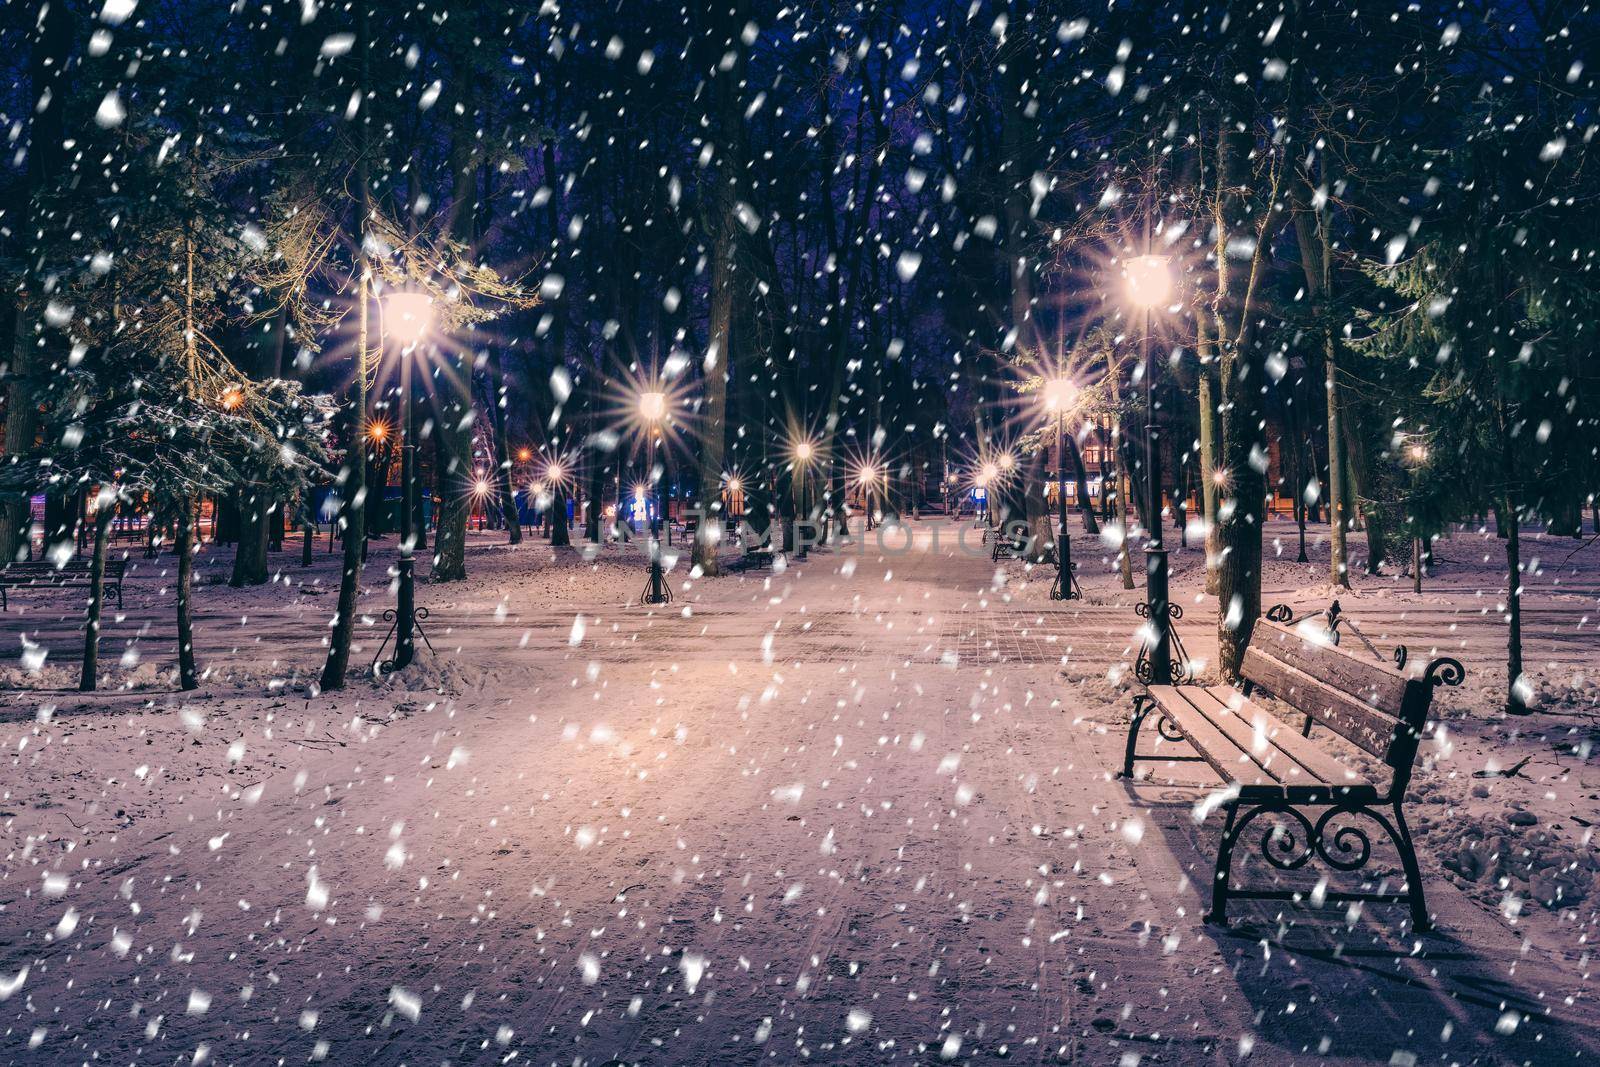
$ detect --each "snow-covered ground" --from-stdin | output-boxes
[1,517,1595,1064]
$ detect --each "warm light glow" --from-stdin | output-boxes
[855,463,880,487]
[639,390,668,423]
[724,474,743,494]
[472,475,493,498]
[366,419,390,443]
[220,387,244,411]
[544,461,567,485]
[386,292,434,346]
[793,439,816,465]
[517,447,533,463]
[998,451,1016,471]
[1042,377,1079,413]
[1125,255,1173,308]
[977,462,999,487]
[1405,442,1430,466]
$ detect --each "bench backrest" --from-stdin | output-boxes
[1,558,125,577]
[1242,617,1433,777]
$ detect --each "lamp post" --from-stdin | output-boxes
[639,390,671,604]
[1403,438,1430,594]
[1043,377,1081,600]
[856,462,880,532]
[379,290,433,674]
[793,438,816,559]
[1127,254,1174,684]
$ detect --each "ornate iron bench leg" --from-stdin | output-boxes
[1390,801,1431,932]
[1206,800,1242,926]
[1121,694,1153,779]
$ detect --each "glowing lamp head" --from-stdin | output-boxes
[545,461,566,484]
[386,292,434,346]
[794,440,815,464]
[1125,255,1173,308]
[725,474,743,494]
[856,463,878,487]
[1405,442,1429,466]
[367,419,389,443]
[639,390,667,423]
[517,447,533,463]
[220,387,244,412]
[998,451,1016,471]
[472,475,492,498]
[978,462,999,486]
[1042,377,1078,413]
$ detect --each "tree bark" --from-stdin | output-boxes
[1213,122,1274,678]
[176,500,198,691]
[1195,316,1223,595]
[489,348,523,544]
[693,5,746,576]
[230,480,271,586]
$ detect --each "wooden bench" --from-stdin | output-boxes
[0,558,127,611]
[990,528,1028,562]
[1121,603,1464,930]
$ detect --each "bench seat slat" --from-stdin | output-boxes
[1147,685,1375,803]
[1194,687,1370,795]
[1146,686,1285,790]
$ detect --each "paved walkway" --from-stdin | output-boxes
[1,522,1593,1065]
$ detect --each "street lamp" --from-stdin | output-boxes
[639,389,672,604]
[1043,376,1081,601]
[854,461,882,531]
[1126,254,1174,684]
[378,290,433,674]
[791,436,818,558]
[1403,437,1430,594]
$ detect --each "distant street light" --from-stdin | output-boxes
[378,290,435,675]
[1402,435,1431,593]
[1043,376,1082,601]
[1125,253,1174,684]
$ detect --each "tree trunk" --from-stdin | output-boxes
[1213,123,1271,679]
[176,500,198,691]
[1497,493,1527,715]
[585,432,605,543]
[78,504,114,692]
[300,490,315,567]
[1066,433,1100,536]
[320,276,370,689]
[0,2,71,563]
[1107,362,1136,589]
[489,349,523,545]
[550,481,571,547]
[1195,317,1223,596]
[230,481,271,586]
[432,421,471,581]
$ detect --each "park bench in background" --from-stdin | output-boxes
[0,558,127,611]
[1121,600,1464,930]
[990,528,1028,562]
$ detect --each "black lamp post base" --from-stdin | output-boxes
[1050,559,1082,600]
[642,555,674,605]
[1142,546,1172,685]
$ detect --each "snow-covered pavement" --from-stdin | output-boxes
[2,520,1596,1064]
